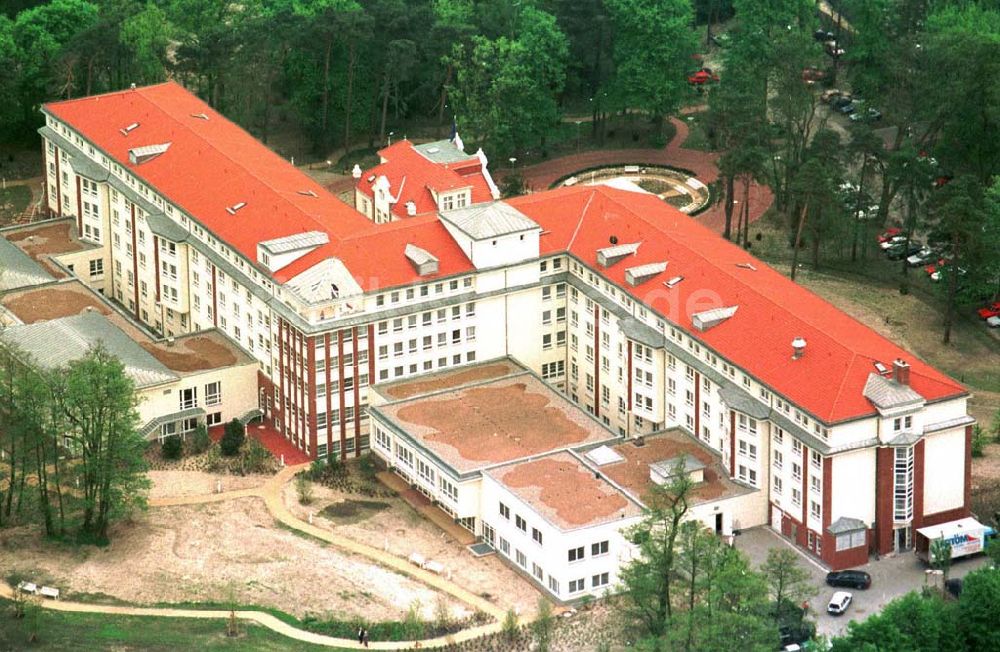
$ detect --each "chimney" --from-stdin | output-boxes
[893,359,911,385]
[791,337,807,360]
[406,201,417,216]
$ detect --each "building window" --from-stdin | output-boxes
[205,381,221,406]
[515,549,527,568]
[179,387,197,409]
[591,541,608,556]
[548,576,559,594]
[88,259,104,277]
[533,563,544,581]
[835,530,867,551]
[499,502,510,520]
[515,514,526,532]
[569,578,585,593]
[568,546,584,563]
[592,572,609,588]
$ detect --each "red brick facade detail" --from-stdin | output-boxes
[626,341,633,412]
[54,151,62,216]
[129,203,140,318]
[75,176,82,233]
[874,446,894,556]
[728,411,736,477]
[307,336,317,457]
[210,265,218,328]
[352,327,361,456]
[964,425,973,512]
[913,439,925,529]
[152,236,161,301]
[324,333,332,460]
[693,372,701,437]
[337,330,347,460]
[277,320,285,435]
[593,305,600,419]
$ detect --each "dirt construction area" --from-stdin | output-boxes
[282,480,543,616]
[0,492,470,623]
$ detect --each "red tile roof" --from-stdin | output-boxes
[504,186,966,423]
[357,139,494,217]
[44,82,372,270]
[46,83,965,424]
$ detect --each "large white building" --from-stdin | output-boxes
[25,81,977,573]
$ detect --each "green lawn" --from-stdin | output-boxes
[0,185,31,223]
[0,603,349,651]
[678,113,716,152]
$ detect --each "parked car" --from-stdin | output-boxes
[821,89,846,104]
[802,66,828,85]
[827,591,853,615]
[835,101,857,115]
[987,315,1000,328]
[712,33,732,48]
[825,42,846,57]
[977,302,1000,320]
[930,264,967,282]
[877,227,901,244]
[887,243,923,261]
[880,235,907,250]
[906,247,938,267]
[688,68,719,85]
[826,569,872,590]
[850,107,882,123]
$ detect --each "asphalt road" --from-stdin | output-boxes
[735,526,990,638]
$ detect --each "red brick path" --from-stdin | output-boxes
[209,423,311,466]
[501,114,774,236]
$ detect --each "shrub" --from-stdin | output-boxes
[161,435,183,460]
[190,424,212,455]
[971,425,987,458]
[502,608,519,641]
[296,474,314,505]
[532,598,555,652]
[241,438,274,474]
[220,419,245,457]
[403,600,425,640]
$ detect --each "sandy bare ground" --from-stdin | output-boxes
[0,497,468,622]
[283,481,543,616]
[148,470,271,500]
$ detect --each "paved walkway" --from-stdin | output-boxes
[377,471,477,545]
[6,464,516,649]
[208,423,311,465]
[502,112,773,236]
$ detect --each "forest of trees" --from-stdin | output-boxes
[0,344,150,545]
[0,0,738,159]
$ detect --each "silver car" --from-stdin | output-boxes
[827,591,853,615]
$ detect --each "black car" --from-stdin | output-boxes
[887,243,922,260]
[826,570,872,590]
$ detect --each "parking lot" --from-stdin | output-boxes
[736,526,991,637]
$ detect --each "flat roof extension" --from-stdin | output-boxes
[374,366,615,475]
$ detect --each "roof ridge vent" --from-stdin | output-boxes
[625,261,667,286]
[225,202,247,215]
[597,241,641,268]
[404,243,439,276]
[297,190,319,197]
[190,113,209,120]
[691,305,738,331]
[128,142,171,165]
[119,122,140,136]
[735,262,757,271]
